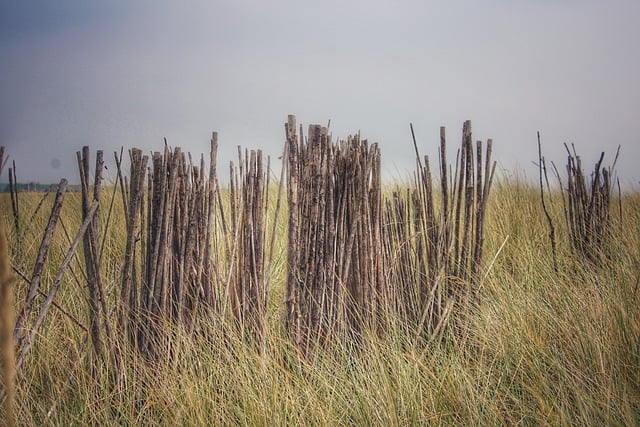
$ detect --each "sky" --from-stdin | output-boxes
[1,0,639,186]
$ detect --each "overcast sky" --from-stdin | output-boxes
[1,1,639,185]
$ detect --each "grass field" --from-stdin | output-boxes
[1,166,639,425]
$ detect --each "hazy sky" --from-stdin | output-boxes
[1,1,639,185]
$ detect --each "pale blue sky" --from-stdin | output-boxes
[1,1,639,185]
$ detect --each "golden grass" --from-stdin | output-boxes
[1,177,639,425]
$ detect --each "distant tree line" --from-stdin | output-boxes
[0,182,82,193]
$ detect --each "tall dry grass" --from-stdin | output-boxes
[1,176,638,425]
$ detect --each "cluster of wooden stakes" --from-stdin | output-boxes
[0,115,619,382]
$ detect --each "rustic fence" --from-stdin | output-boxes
[1,116,498,370]
[285,116,386,353]
[384,121,495,341]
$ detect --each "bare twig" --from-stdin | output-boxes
[16,201,99,371]
[14,179,68,347]
[537,132,558,273]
